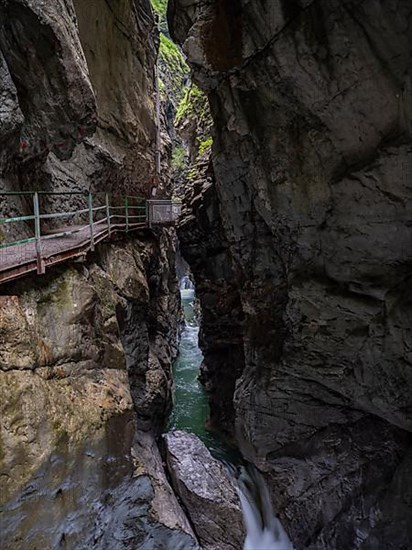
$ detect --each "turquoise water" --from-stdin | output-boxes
[169,288,293,549]
[170,288,238,462]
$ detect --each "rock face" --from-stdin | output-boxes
[170,0,412,547]
[0,235,198,549]
[178,168,245,438]
[0,2,197,546]
[164,430,245,550]
[0,0,158,243]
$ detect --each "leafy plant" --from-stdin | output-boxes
[151,0,168,34]
[158,34,189,104]
[198,136,213,156]
[175,84,209,126]
[171,146,187,171]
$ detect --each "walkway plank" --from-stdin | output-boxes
[0,222,145,285]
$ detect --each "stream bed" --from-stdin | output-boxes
[169,286,237,462]
[168,283,294,550]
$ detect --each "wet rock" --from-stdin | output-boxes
[0,236,187,549]
[178,172,245,438]
[0,1,189,548]
[164,430,245,550]
[170,0,412,547]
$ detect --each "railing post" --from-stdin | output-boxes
[88,192,95,250]
[33,192,45,274]
[154,61,162,179]
[147,200,152,228]
[105,193,111,236]
[125,196,129,232]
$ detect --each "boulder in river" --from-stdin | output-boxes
[164,431,246,550]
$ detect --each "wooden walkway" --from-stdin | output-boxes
[0,194,181,286]
[0,222,145,285]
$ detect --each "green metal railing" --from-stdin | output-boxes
[0,191,147,274]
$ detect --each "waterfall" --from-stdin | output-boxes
[180,274,194,291]
[236,466,294,550]
[175,273,294,547]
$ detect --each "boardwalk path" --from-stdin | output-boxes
[0,195,179,285]
[0,222,145,285]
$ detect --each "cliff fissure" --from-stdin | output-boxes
[171,0,412,547]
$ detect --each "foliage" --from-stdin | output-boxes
[151,0,189,107]
[198,136,213,157]
[171,146,187,171]
[187,166,200,182]
[158,34,189,105]
[150,0,213,189]
[159,34,188,78]
[151,0,168,34]
[151,0,167,14]
[175,84,208,126]
[176,84,213,163]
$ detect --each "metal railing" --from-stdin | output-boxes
[147,199,182,226]
[0,191,181,279]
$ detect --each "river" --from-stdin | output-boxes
[169,284,237,462]
[168,281,294,550]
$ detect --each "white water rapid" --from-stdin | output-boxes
[174,272,294,549]
[237,466,294,550]
[180,275,194,291]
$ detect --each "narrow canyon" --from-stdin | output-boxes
[0,1,411,549]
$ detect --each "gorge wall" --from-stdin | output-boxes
[0,1,199,548]
[171,1,412,548]
[0,0,158,241]
[0,234,198,548]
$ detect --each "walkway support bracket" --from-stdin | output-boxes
[0,193,181,286]
[33,192,45,275]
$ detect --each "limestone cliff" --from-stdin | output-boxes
[0,1,198,547]
[171,1,412,548]
[0,234,199,549]
[0,0,158,243]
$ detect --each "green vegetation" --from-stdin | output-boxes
[171,146,187,172]
[151,0,168,34]
[175,84,208,126]
[198,136,213,156]
[176,84,213,164]
[187,166,199,182]
[151,0,190,108]
[150,0,213,187]
[157,30,189,105]
[160,34,188,86]
[151,0,167,13]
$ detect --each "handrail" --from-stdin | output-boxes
[0,192,181,282]
[0,194,146,230]
[0,191,147,198]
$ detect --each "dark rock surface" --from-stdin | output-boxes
[0,235,197,549]
[164,430,245,550]
[0,0,158,243]
[0,1,196,547]
[171,0,412,547]
[178,165,245,438]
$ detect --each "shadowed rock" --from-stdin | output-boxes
[170,0,412,546]
[164,430,246,550]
